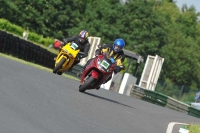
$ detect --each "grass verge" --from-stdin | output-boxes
[0,53,80,81]
[188,124,200,133]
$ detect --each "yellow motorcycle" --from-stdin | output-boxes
[53,40,81,75]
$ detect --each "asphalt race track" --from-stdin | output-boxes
[0,55,200,133]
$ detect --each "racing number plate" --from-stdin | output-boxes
[70,43,78,50]
[100,60,110,69]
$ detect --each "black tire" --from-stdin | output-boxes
[53,58,66,73]
[79,76,96,92]
[57,71,63,75]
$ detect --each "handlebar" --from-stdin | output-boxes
[79,52,85,55]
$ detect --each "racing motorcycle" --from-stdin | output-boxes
[79,52,116,92]
[53,40,83,75]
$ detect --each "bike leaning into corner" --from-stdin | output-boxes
[79,52,116,92]
[53,40,84,75]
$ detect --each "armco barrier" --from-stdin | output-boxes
[65,64,84,76]
[188,107,200,118]
[166,97,189,114]
[131,84,200,118]
[0,30,56,69]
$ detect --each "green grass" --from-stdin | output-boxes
[0,53,80,81]
[188,124,200,133]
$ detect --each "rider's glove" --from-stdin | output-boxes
[95,50,101,56]
[77,54,83,60]
[114,66,121,74]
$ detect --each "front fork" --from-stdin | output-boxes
[83,70,99,86]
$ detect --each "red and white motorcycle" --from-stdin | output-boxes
[79,52,116,92]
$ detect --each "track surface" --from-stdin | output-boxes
[0,56,200,133]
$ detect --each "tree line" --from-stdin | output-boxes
[1,0,200,101]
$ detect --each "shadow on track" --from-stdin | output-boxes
[84,92,135,109]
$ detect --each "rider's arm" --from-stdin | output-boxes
[96,44,112,55]
[116,51,125,66]
[114,59,125,74]
[114,52,125,73]
[79,44,90,59]
[63,35,77,44]
[95,44,108,56]
[97,44,112,51]
[115,56,124,66]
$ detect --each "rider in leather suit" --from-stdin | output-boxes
[78,38,125,89]
[59,30,90,71]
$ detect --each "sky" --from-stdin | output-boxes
[175,0,200,13]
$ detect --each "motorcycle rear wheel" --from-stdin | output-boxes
[53,58,66,74]
[79,76,95,92]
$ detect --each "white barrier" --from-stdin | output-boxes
[139,55,164,91]
[100,73,114,90]
[118,73,137,95]
[79,37,101,66]
[191,103,200,110]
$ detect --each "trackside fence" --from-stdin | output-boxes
[130,84,200,118]
[0,30,56,69]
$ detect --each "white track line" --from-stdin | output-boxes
[166,122,189,133]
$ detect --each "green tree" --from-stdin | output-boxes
[0,0,19,21]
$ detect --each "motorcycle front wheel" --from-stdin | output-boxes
[79,76,96,92]
[53,58,66,74]
[57,71,63,75]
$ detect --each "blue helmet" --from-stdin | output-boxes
[113,38,125,52]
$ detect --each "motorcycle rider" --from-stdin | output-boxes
[77,38,125,89]
[55,30,90,71]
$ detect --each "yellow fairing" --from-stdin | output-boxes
[54,43,80,72]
